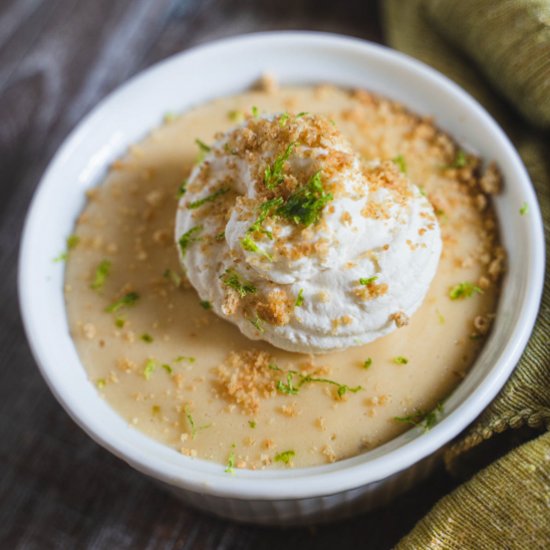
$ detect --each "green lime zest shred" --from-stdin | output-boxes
[105,292,139,313]
[249,315,264,334]
[274,450,295,465]
[185,405,197,438]
[174,355,196,364]
[163,268,181,288]
[178,225,203,256]
[195,139,210,152]
[394,402,444,432]
[54,234,80,262]
[227,110,245,123]
[264,142,296,189]
[195,139,211,162]
[187,187,229,209]
[276,373,299,395]
[520,202,529,216]
[240,234,272,260]
[278,112,290,126]
[276,170,333,227]
[91,259,112,291]
[53,252,67,263]
[143,359,156,380]
[248,197,284,238]
[225,444,236,474]
[176,181,187,198]
[449,282,483,300]
[450,150,467,168]
[273,366,362,398]
[222,269,257,297]
[67,234,80,249]
[392,154,407,173]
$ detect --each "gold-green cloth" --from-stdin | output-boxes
[382,1,550,547]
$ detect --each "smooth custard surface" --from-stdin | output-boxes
[64,84,504,469]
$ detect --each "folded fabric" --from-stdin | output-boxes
[383,0,550,546]
[397,432,550,549]
[425,0,550,130]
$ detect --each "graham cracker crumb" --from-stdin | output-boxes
[473,314,493,335]
[254,289,292,326]
[82,323,96,340]
[117,357,136,373]
[479,162,502,195]
[389,311,409,328]
[214,349,276,415]
[321,444,336,463]
[256,73,279,94]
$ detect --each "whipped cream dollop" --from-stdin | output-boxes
[175,113,442,353]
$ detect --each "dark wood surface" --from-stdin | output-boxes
[0,1,459,547]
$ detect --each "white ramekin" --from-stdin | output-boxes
[18,32,545,525]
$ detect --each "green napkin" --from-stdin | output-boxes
[382,1,550,547]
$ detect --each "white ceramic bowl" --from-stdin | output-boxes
[19,32,545,525]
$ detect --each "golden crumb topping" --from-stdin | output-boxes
[214,350,276,415]
[253,289,293,326]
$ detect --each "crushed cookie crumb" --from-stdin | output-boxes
[321,444,336,463]
[473,314,493,335]
[256,73,279,94]
[145,190,164,207]
[488,247,506,281]
[331,315,353,334]
[214,350,276,415]
[478,276,491,290]
[82,323,96,340]
[353,281,388,301]
[474,193,487,211]
[180,447,198,457]
[479,162,502,195]
[279,402,300,417]
[389,311,409,328]
[317,291,330,303]
[340,211,352,225]
[254,289,292,326]
[116,357,136,373]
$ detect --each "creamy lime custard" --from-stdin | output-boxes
[64,84,504,469]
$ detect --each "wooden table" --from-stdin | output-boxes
[0,1,459,547]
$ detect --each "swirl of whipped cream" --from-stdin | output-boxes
[175,113,441,353]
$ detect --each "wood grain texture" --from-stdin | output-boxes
[0,1,459,548]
